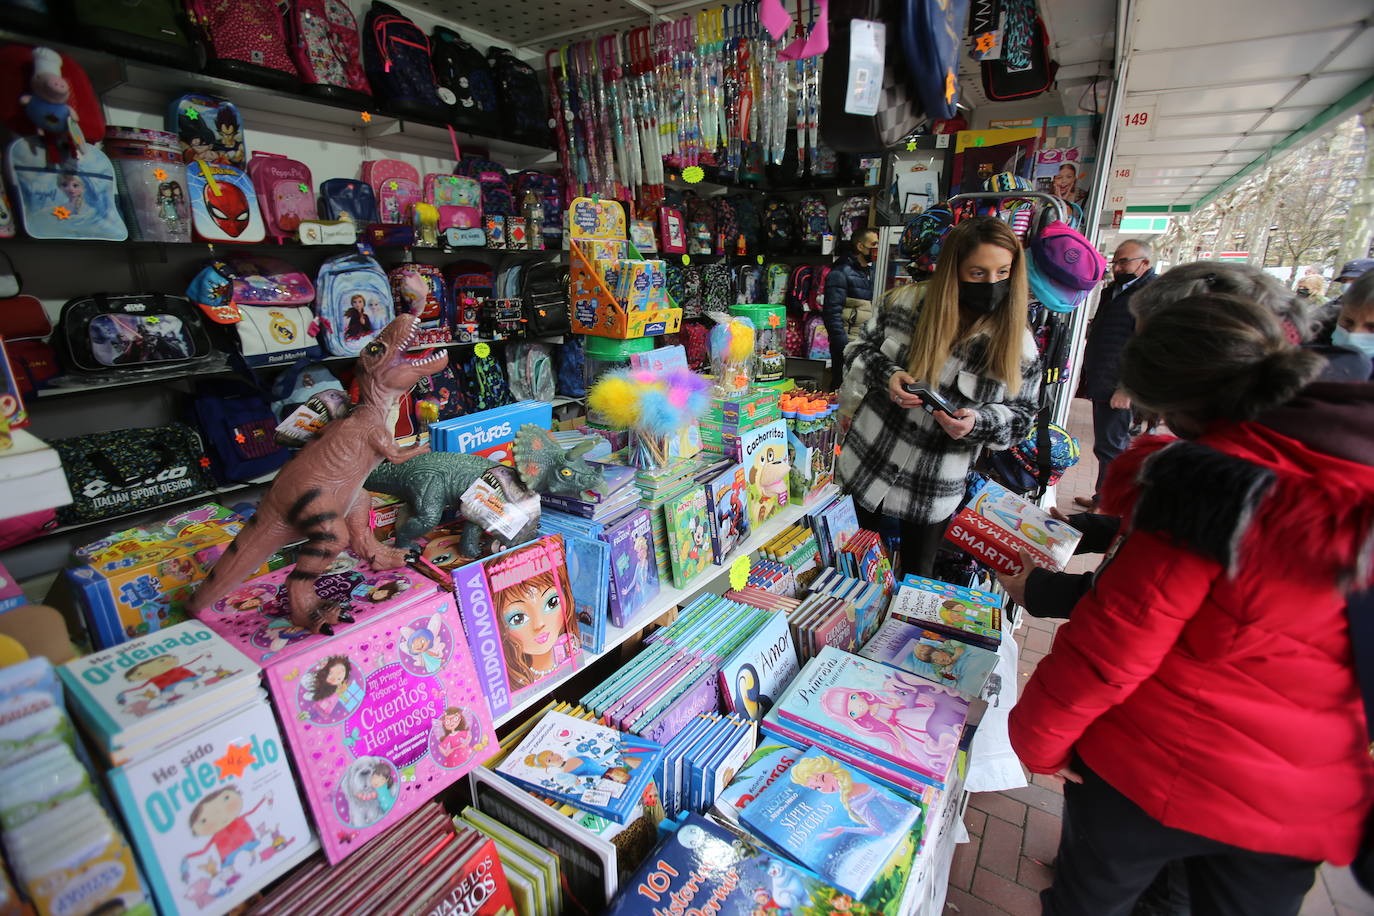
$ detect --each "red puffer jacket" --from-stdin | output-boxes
[1009,383,1374,865]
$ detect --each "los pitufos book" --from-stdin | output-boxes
[944,478,1082,574]
[718,611,798,721]
[453,536,583,718]
[860,617,999,697]
[888,576,1003,650]
[739,747,919,897]
[768,646,969,789]
[263,593,498,864]
[107,700,317,916]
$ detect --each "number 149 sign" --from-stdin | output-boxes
[1120,101,1156,134]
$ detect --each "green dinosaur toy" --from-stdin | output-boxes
[364,424,605,556]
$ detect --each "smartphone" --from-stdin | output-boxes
[902,383,958,416]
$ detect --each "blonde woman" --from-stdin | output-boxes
[838,217,1041,577]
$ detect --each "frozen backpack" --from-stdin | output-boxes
[168,94,246,168]
[431,26,500,135]
[185,160,265,243]
[804,313,829,360]
[454,157,514,217]
[765,264,789,305]
[319,177,378,224]
[247,152,316,242]
[6,137,127,240]
[798,195,830,250]
[315,251,395,356]
[424,173,481,231]
[363,158,422,225]
[762,198,797,254]
[186,0,299,89]
[512,170,563,244]
[838,196,872,240]
[288,0,372,105]
[487,46,551,147]
[186,257,321,366]
[363,2,446,121]
[388,262,452,342]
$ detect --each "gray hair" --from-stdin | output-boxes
[1346,269,1374,311]
[1116,239,1154,261]
[1130,261,1316,341]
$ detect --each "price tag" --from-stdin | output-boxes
[474,342,491,358]
[729,555,751,591]
[844,20,885,117]
[756,254,764,265]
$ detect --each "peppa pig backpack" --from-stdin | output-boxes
[247,152,317,243]
[287,0,372,106]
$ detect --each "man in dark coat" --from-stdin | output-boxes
[1076,239,1154,508]
[823,227,877,389]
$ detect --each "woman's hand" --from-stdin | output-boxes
[934,408,977,440]
[888,371,924,410]
[1049,765,1084,785]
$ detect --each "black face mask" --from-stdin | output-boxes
[1113,270,1139,285]
[959,279,1010,314]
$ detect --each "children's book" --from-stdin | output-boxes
[737,418,790,529]
[810,494,860,568]
[712,739,803,825]
[718,611,799,721]
[768,646,968,788]
[557,532,611,653]
[944,477,1082,574]
[663,485,712,588]
[195,550,440,665]
[740,747,919,897]
[414,827,520,916]
[702,462,750,565]
[453,535,582,718]
[494,710,663,824]
[889,576,1003,650]
[262,591,498,864]
[602,508,660,626]
[859,617,999,697]
[108,699,317,915]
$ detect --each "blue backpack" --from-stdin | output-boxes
[319,178,379,224]
[362,2,447,121]
[554,334,586,398]
[903,0,971,122]
[191,379,290,484]
[315,251,394,356]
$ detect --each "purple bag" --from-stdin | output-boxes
[1032,221,1107,291]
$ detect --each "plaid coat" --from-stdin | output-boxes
[837,289,1042,523]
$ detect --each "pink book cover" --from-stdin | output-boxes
[194,551,440,667]
[262,592,497,864]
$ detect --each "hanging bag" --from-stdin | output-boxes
[315,251,395,356]
[487,46,551,146]
[982,14,1058,102]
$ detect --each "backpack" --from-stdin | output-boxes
[67,0,196,68]
[185,160,265,243]
[902,0,970,122]
[362,2,447,121]
[765,264,790,305]
[315,251,395,356]
[431,27,500,135]
[104,127,191,244]
[731,195,761,255]
[186,0,299,89]
[319,178,379,224]
[445,262,495,331]
[191,380,291,484]
[520,261,571,337]
[681,319,711,371]
[505,342,554,402]
[424,173,482,230]
[684,193,715,256]
[734,265,764,305]
[712,197,741,255]
[762,198,798,254]
[553,334,585,398]
[982,15,1058,102]
[454,157,514,217]
[413,365,469,420]
[811,266,831,311]
[168,93,245,167]
[186,257,322,366]
[988,422,1080,494]
[362,158,422,225]
[804,314,830,360]
[56,293,212,374]
[5,138,127,241]
[666,263,704,319]
[487,46,551,146]
[784,312,804,358]
[288,0,371,105]
[247,152,317,243]
[269,361,345,418]
[512,170,563,245]
[458,350,511,412]
[838,196,872,240]
[798,195,830,250]
[786,265,816,314]
[701,264,734,312]
[899,203,955,277]
[388,262,452,342]
[819,0,922,152]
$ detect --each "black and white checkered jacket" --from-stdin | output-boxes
[836,288,1042,524]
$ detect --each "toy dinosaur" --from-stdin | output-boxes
[188,315,447,634]
[364,424,605,556]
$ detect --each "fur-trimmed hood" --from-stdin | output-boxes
[1100,383,1374,589]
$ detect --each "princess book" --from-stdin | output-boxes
[859,617,998,698]
[493,710,663,824]
[107,700,317,916]
[770,646,968,787]
[194,550,440,666]
[262,591,498,864]
[739,747,919,898]
[944,478,1082,575]
[453,536,583,718]
[888,577,1003,650]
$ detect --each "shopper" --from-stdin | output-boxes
[837,217,1040,578]
[1333,269,1374,376]
[1009,292,1374,916]
[823,227,877,389]
[1074,240,1154,509]
[1316,257,1374,342]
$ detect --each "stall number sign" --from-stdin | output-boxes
[1120,102,1155,134]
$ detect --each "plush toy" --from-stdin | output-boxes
[0,45,102,163]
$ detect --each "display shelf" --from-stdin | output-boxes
[491,485,837,728]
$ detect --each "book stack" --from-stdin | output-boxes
[0,659,151,916]
[700,461,751,564]
[889,575,1004,651]
[428,400,554,464]
[860,616,1001,698]
[944,477,1083,574]
[717,608,799,721]
[632,458,703,582]
[654,713,756,818]
[57,622,317,915]
[550,429,614,461]
[761,646,971,793]
[742,557,802,596]
[724,586,802,616]
[838,529,897,597]
[712,738,804,825]
[540,461,639,522]
[807,492,861,568]
[456,806,562,916]
[783,586,858,661]
[759,522,823,591]
[699,388,781,457]
[541,506,661,629]
[810,568,890,647]
[246,803,518,916]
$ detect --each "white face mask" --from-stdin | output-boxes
[1333,325,1374,358]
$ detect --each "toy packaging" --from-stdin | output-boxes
[108,699,317,915]
[888,576,1003,651]
[453,536,582,718]
[262,591,497,864]
[859,616,999,698]
[430,401,555,465]
[737,419,789,528]
[944,477,1083,574]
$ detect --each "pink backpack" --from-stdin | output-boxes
[186,0,299,89]
[785,312,805,357]
[362,159,422,225]
[288,0,372,102]
[423,173,482,231]
[247,153,317,243]
[804,314,829,359]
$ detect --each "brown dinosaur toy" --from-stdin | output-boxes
[188,314,447,634]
